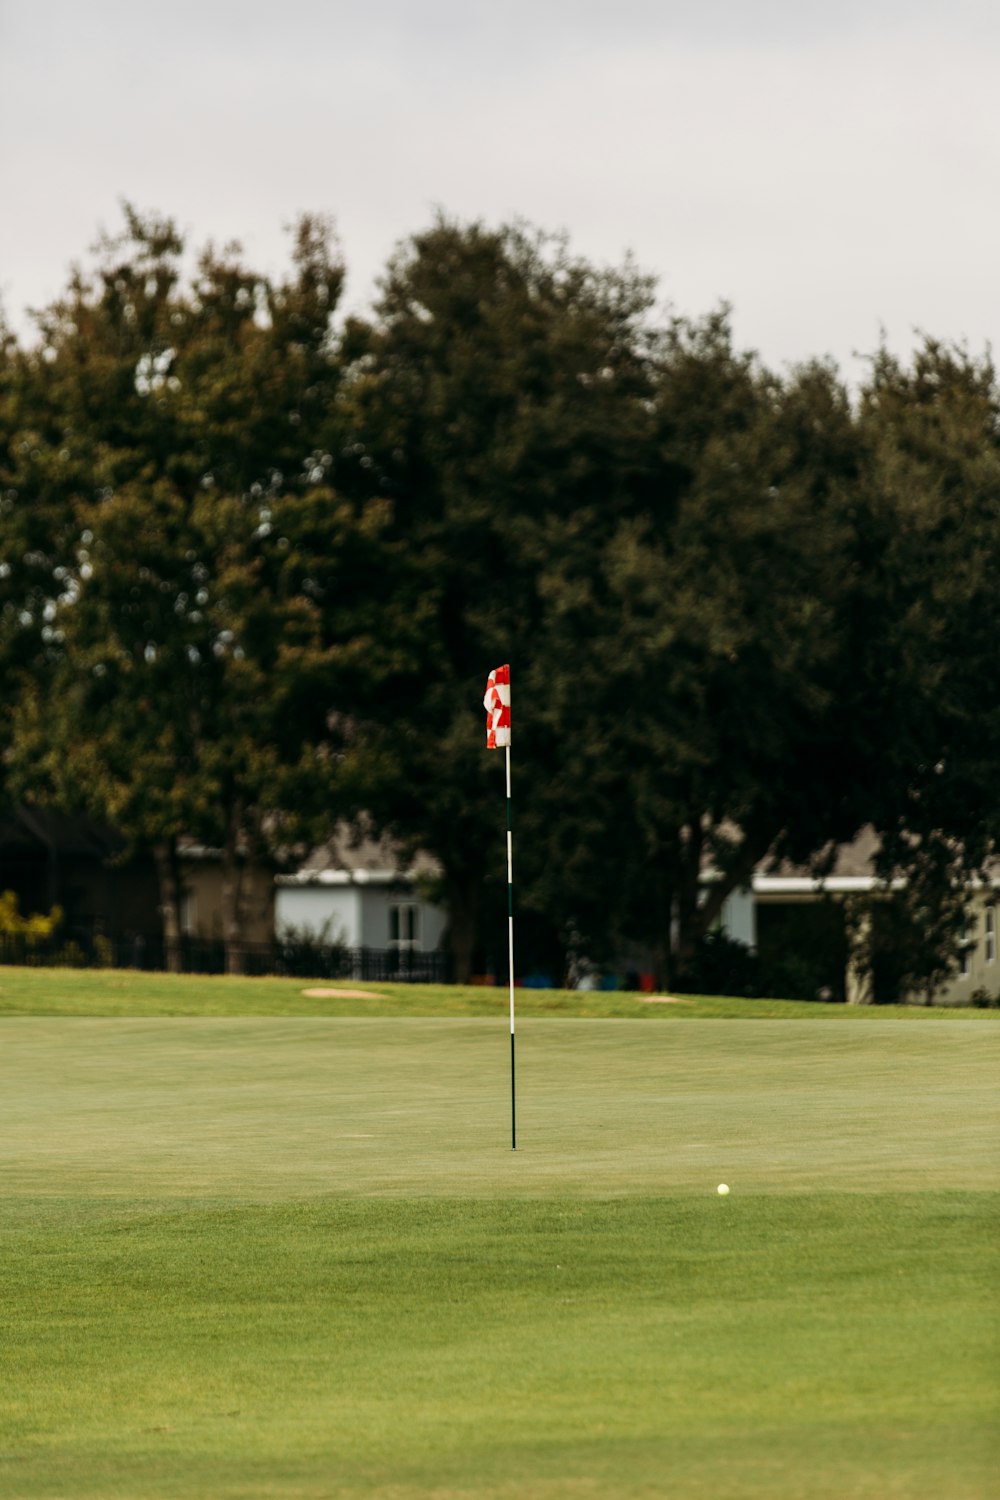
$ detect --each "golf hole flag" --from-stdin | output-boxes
[484,664,511,748]
[484,663,516,1148]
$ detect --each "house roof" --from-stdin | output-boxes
[751,826,1000,896]
[276,823,442,889]
[753,826,888,895]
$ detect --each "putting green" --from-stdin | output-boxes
[1,1017,997,1197]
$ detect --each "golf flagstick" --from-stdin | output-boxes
[506,739,515,1151]
[484,665,515,1149]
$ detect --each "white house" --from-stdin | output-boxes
[723,828,1000,1005]
[275,826,447,955]
[275,823,996,1003]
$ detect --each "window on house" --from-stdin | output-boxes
[986,905,996,965]
[180,889,196,937]
[959,914,975,978]
[389,902,421,950]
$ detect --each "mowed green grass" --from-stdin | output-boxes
[1,963,996,1018]
[1,972,998,1499]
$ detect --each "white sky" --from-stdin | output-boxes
[2,0,998,382]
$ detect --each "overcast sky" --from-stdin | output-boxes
[2,0,998,382]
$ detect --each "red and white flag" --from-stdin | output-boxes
[484,664,511,749]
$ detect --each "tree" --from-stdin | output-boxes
[847,842,968,1006]
[852,338,1000,993]
[526,325,874,984]
[6,208,390,971]
[335,217,661,979]
[0,311,81,811]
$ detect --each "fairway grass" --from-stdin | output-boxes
[4,1194,996,1500]
[1,975,998,1497]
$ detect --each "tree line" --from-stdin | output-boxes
[2,207,999,986]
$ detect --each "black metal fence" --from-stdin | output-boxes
[0,931,452,984]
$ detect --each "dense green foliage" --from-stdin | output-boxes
[3,208,999,982]
[2,213,390,969]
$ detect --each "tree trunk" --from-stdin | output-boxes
[668,821,703,989]
[845,907,874,1004]
[667,823,775,992]
[654,932,673,992]
[152,839,184,973]
[220,810,247,976]
[443,878,480,985]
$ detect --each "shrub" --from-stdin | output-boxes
[0,891,63,943]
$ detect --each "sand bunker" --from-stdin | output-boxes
[301,987,382,1000]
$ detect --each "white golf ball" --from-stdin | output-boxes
[717,1183,730,1195]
